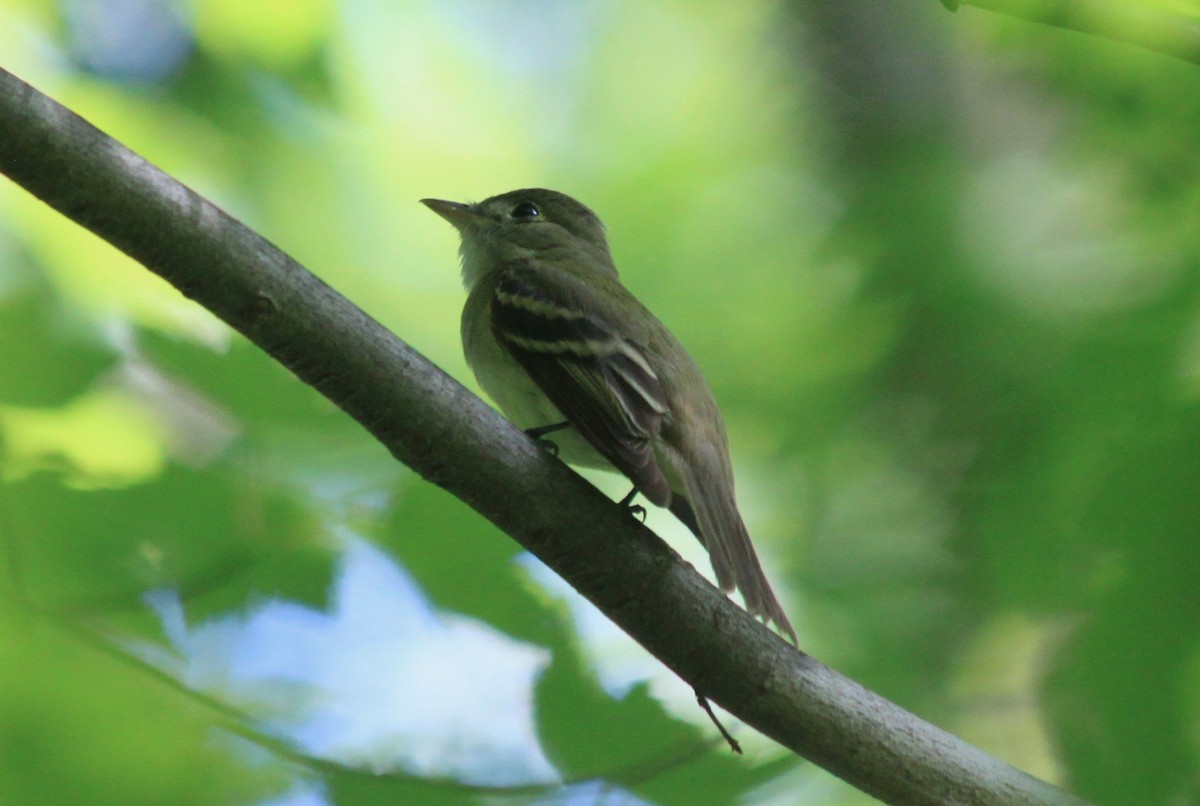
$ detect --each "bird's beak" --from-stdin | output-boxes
[420,198,480,229]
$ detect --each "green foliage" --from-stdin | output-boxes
[0,280,117,406]
[0,612,278,806]
[377,482,556,646]
[535,647,783,804]
[3,1,1200,804]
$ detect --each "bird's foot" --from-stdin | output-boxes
[619,487,647,522]
[525,421,570,457]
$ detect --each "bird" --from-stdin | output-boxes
[423,188,795,642]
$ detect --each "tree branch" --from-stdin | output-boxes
[946,0,1200,66]
[0,66,1088,806]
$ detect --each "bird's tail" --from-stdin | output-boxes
[672,469,796,643]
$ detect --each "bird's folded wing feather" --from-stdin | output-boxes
[491,265,673,506]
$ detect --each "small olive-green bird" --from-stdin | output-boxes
[423,188,795,642]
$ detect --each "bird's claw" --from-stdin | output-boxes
[525,422,569,457]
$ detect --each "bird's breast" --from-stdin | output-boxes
[462,289,611,471]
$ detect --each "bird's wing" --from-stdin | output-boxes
[490,265,673,506]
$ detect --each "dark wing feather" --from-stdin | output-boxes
[491,266,673,506]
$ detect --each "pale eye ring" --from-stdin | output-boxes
[511,202,540,219]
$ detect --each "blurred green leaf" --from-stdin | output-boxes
[2,463,330,617]
[326,768,504,806]
[0,283,117,407]
[0,614,277,806]
[377,481,561,646]
[535,645,780,803]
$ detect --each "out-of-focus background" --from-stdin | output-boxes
[2,1,1199,804]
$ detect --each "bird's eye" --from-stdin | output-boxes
[511,202,540,220]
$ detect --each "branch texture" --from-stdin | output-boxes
[0,66,1088,806]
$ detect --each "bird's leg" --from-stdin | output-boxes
[526,421,571,439]
[619,487,647,523]
[525,421,571,457]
